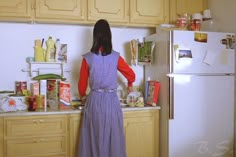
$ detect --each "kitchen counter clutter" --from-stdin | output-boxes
[0,106,160,157]
[0,105,160,117]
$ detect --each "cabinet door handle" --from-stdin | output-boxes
[32,119,45,124]
[33,138,48,143]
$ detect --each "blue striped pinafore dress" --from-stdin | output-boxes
[78,51,126,157]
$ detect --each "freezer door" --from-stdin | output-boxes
[170,30,235,74]
[169,75,234,157]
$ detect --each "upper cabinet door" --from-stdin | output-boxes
[0,0,32,22]
[88,0,129,24]
[35,0,87,23]
[130,0,168,26]
[170,0,208,23]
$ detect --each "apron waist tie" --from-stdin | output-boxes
[92,89,117,93]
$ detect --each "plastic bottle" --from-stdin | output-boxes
[45,36,55,62]
[55,39,61,62]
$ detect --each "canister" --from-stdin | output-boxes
[27,96,36,111]
[34,47,45,62]
[191,13,202,31]
[176,17,187,28]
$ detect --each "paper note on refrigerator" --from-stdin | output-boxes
[220,49,228,65]
[203,50,216,65]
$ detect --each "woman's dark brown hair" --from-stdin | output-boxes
[90,19,112,56]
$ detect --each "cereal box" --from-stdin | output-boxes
[59,81,71,109]
[145,80,160,106]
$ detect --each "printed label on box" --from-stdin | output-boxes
[31,82,39,96]
[47,79,59,110]
[145,80,160,106]
[59,81,71,109]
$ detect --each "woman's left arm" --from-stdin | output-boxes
[78,58,89,99]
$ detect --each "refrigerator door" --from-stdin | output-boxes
[169,75,234,157]
[170,30,235,74]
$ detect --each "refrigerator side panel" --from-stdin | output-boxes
[169,75,234,157]
[145,30,170,157]
[171,30,235,74]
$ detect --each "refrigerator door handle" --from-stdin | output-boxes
[169,77,174,119]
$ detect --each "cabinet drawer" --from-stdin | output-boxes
[5,136,66,157]
[4,115,67,137]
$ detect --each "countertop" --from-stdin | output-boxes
[0,105,161,117]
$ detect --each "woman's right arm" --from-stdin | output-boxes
[117,56,136,93]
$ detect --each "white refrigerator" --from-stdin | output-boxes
[144,29,235,157]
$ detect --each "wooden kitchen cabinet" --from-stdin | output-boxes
[130,0,169,26]
[69,110,160,157]
[69,113,82,157]
[0,0,32,22]
[88,0,168,27]
[88,0,129,24]
[0,109,160,157]
[123,110,159,157]
[0,0,86,24]
[35,0,87,24]
[169,0,208,24]
[0,0,167,26]
[3,115,68,157]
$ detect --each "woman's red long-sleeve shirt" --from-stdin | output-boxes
[78,56,135,97]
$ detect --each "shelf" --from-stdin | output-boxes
[29,62,64,65]
[23,62,67,77]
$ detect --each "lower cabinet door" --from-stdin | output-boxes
[123,110,159,157]
[69,114,82,157]
[5,136,67,157]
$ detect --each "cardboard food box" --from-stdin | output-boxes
[145,80,160,106]
[47,79,59,110]
[59,81,71,109]
[30,81,40,96]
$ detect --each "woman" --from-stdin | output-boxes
[77,19,135,157]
